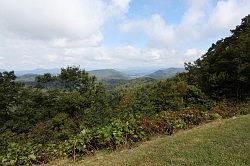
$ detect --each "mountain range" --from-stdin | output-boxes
[146,68,186,79]
[89,69,130,80]
[1,67,185,82]
[15,68,60,76]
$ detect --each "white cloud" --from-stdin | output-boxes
[0,0,103,41]
[82,46,200,68]
[0,0,131,42]
[121,14,176,47]
[108,0,131,17]
[0,0,249,70]
[112,0,131,10]
[52,38,67,48]
[185,49,206,58]
[207,0,250,35]
[121,0,250,47]
[178,0,250,41]
[177,0,211,41]
[0,0,131,70]
[47,54,59,62]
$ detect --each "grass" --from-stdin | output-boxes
[50,115,250,166]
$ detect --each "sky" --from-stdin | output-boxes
[0,0,249,70]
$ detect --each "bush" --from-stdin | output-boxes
[172,118,187,129]
[1,102,248,165]
[211,102,238,118]
[185,85,214,111]
[92,118,147,149]
[0,143,31,165]
[209,113,222,120]
[141,109,212,135]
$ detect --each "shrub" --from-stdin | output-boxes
[1,143,31,165]
[209,113,222,120]
[185,85,214,111]
[172,118,187,129]
[141,109,211,135]
[237,102,250,115]
[211,101,238,118]
[93,119,147,149]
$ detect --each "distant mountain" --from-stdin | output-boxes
[119,68,157,78]
[147,68,185,79]
[4,67,185,82]
[12,68,130,83]
[89,69,130,80]
[15,68,60,76]
[15,74,38,82]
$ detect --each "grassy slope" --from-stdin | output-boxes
[51,115,250,166]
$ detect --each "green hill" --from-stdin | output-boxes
[88,69,130,80]
[15,74,37,82]
[54,115,250,166]
[113,77,156,90]
[147,68,185,79]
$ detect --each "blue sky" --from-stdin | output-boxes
[102,0,187,48]
[0,0,249,70]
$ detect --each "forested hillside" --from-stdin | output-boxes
[0,15,249,165]
[147,68,185,79]
[88,69,130,80]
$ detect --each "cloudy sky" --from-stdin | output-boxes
[0,0,249,70]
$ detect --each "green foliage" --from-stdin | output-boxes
[118,79,184,117]
[185,15,250,100]
[185,85,214,111]
[59,66,96,92]
[93,119,147,149]
[0,67,110,145]
[116,79,213,117]
[0,71,21,126]
[36,73,57,83]
[210,101,242,118]
[141,108,226,136]
[208,113,222,120]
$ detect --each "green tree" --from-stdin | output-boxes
[59,66,96,92]
[185,15,250,100]
[176,81,188,103]
[36,73,57,83]
[0,71,21,125]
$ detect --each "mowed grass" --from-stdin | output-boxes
[51,115,250,166]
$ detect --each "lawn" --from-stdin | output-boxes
[50,115,250,166]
